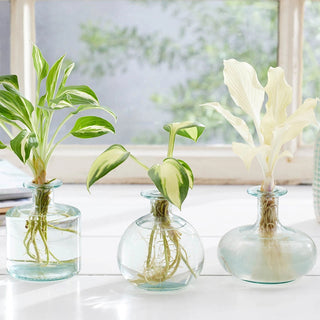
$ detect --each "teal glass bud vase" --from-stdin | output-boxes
[218,186,317,284]
[6,180,80,281]
[118,190,204,291]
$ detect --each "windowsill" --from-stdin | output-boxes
[1,184,319,319]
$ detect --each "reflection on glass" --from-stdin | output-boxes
[36,0,277,145]
[303,1,320,145]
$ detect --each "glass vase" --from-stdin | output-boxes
[6,180,80,281]
[118,190,204,291]
[313,129,320,222]
[218,186,317,284]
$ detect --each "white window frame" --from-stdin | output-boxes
[2,0,314,184]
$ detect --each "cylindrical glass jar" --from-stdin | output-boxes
[218,186,317,284]
[118,190,204,291]
[6,180,80,281]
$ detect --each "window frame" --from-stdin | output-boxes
[2,0,313,184]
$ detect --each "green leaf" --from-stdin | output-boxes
[53,85,99,106]
[177,159,194,189]
[70,116,115,138]
[0,75,19,90]
[71,104,117,120]
[0,141,6,149]
[163,121,205,142]
[0,90,33,127]
[10,130,38,163]
[46,55,65,104]
[148,158,189,209]
[32,45,49,81]
[58,63,75,91]
[87,144,130,189]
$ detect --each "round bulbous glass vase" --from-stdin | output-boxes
[118,190,204,291]
[6,180,80,281]
[218,186,317,284]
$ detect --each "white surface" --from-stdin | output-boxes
[0,184,320,319]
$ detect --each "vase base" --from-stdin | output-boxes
[136,281,190,291]
[243,279,295,285]
[7,259,80,281]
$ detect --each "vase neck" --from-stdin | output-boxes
[24,180,61,215]
[248,186,287,236]
[256,194,280,236]
[141,189,172,218]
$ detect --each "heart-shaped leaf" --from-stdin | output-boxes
[164,121,205,142]
[148,158,189,209]
[70,116,115,138]
[177,159,194,189]
[10,130,38,163]
[87,144,130,190]
[0,141,6,149]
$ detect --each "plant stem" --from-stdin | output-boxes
[129,154,149,171]
[167,129,176,158]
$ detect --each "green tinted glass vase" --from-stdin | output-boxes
[6,180,80,281]
[118,190,204,291]
[218,186,317,284]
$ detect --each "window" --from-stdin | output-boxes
[2,0,317,184]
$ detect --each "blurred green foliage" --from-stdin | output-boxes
[79,0,278,144]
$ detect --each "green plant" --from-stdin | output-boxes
[87,121,204,284]
[0,45,116,264]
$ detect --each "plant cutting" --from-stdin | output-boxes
[87,121,205,290]
[0,45,116,281]
[203,59,317,284]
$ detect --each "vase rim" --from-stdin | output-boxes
[247,185,287,197]
[23,179,63,190]
[140,189,166,200]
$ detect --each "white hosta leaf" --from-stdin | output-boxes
[261,67,292,144]
[223,59,265,124]
[163,121,205,142]
[203,102,254,145]
[148,158,189,209]
[46,55,65,104]
[0,75,19,90]
[87,144,130,190]
[10,130,38,163]
[32,45,49,81]
[232,143,259,169]
[177,159,194,189]
[58,63,75,91]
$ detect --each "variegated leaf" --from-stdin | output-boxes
[70,116,115,138]
[46,55,65,104]
[0,141,6,149]
[53,85,99,106]
[148,158,189,209]
[10,130,38,163]
[71,104,117,121]
[163,121,205,142]
[177,159,194,189]
[32,45,49,81]
[87,144,130,189]
[202,102,254,145]
[0,75,19,90]
[223,59,264,125]
[58,63,75,91]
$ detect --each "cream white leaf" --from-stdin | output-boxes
[203,102,254,145]
[223,59,265,125]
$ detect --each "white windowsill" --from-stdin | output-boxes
[0,184,319,319]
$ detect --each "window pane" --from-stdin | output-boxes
[0,1,10,75]
[303,0,320,145]
[35,0,278,145]
[0,1,11,144]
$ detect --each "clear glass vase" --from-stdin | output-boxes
[313,129,320,222]
[218,186,317,284]
[118,190,204,291]
[6,180,80,281]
